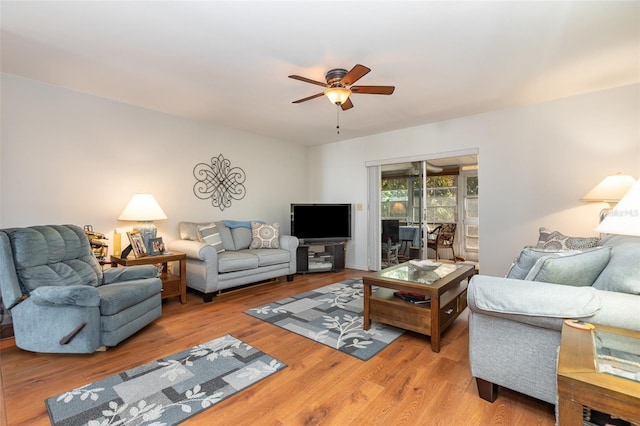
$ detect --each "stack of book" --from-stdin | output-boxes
[394,291,430,305]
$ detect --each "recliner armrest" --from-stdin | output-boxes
[30,285,101,307]
[103,265,158,284]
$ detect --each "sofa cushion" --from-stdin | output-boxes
[536,227,599,250]
[248,248,290,266]
[231,227,253,250]
[217,251,259,273]
[506,248,567,279]
[214,221,235,251]
[592,242,640,294]
[198,223,225,253]
[179,221,210,241]
[250,222,280,249]
[524,246,611,286]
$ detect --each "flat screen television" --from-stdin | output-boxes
[382,219,400,244]
[291,203,352,243]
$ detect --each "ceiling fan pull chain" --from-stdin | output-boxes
[336,105,340,134]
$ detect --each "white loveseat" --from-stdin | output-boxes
[167,221,298,302]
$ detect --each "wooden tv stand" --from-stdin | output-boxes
[296,241,346,274]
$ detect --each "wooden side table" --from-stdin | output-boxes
[110,252,187,304]
[557,323,640,425]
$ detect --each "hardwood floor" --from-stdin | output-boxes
[0,269,555,425]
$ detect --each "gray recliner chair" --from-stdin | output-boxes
[0,224,163,353]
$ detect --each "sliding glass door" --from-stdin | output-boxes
[367,150,479,270]
[461,170,479,262]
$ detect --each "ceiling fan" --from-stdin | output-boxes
[289,64,395,111]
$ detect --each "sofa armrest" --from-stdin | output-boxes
[588,291,640,331]
[102,265,158,284]
[29,285,101,307]
[468,275,601,319]
[167,239,219,263]
[278,235,299,253]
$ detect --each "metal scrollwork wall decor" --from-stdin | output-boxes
[193,154,246,211]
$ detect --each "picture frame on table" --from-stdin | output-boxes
[127,230,148,258]
[149,237,165,256]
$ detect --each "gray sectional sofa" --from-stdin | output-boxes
[467,232,640,406]
[166,221,298,302]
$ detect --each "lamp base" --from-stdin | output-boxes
[134,222,157,254]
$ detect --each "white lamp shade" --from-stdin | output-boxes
[595,180,640,236]
[582,173,636,202]
[118,193,168,221]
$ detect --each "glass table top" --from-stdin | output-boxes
[378,263,462,285]
[594,329,640,383]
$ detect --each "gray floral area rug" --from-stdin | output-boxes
[45,334,286,425]
[245,278,404,361]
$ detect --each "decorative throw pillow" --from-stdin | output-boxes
[197,224,225,253]
[505,247,568,280]
[250,222,280,249]
[524,246,611,287]
[536,227,600,250]
[592,242,640,294]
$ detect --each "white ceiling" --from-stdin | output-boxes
[2,1,638,146]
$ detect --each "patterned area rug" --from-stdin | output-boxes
[46,334,286,425]
[245,278,404,361]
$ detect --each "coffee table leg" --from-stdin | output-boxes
[363,282,372,330]
[430,295,440,352]
[557,396,584,426]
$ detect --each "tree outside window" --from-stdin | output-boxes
[382,175,457,224]
[426,175,457,223]
[381,176,421,221]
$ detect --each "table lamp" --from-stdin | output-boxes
[118,193,168,255]
[595,179,640,236]
[582,173,636,222]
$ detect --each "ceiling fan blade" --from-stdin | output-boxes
[350,85,395,95]
[292,92,325,103]
[340,64,370,86]
[341,98,354,111]
[288,75,327,88]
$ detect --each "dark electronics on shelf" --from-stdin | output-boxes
[291,203,352,243]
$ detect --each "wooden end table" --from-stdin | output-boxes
[557,322,640,425]
[110,252,187,304]
[362,262,476,352]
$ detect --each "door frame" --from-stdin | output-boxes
[366,148,479,270]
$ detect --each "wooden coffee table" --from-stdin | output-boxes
[362,262,476,352]
[557,322,640,425]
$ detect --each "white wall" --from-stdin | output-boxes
[309,84,640,275]
[1,74,309,248]
[2,75,638,277]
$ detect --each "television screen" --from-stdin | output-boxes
[382,219,400,244]
[291,204,352,242]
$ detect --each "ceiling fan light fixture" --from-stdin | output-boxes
[324,87,351,105]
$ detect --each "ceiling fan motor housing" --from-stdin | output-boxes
[325,68,348,87]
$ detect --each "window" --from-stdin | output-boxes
[426,175,457,223]
[463,174,479,253]
[381,176,421,222]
